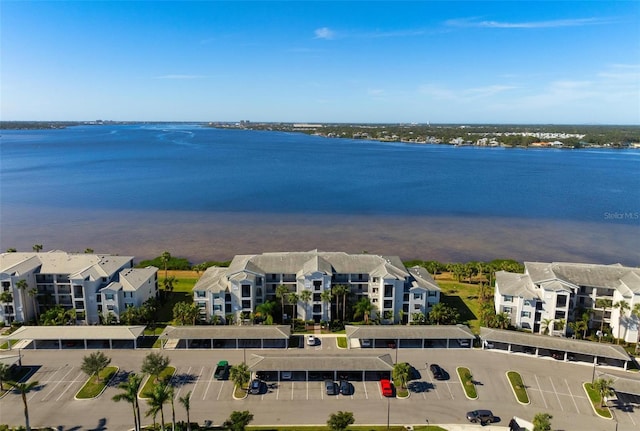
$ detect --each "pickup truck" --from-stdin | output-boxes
[214,360,230,380]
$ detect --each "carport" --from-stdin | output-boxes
[345,324,475,349]
[247,353,394,381]
[0,325,146,350]
[158,325,291,349]
[480,327,632,370]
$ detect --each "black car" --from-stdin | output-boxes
[249,379,262,395]
[466,409,494,425]
[429,363,446,380]
[339,380,352,395]
[324,380,338,395]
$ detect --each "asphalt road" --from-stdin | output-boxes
[1,341,638,431]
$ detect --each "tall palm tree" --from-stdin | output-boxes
[229,362,251,392]
[613,299,631,344]
[332,284,349,322]
[178,390,192,431]
[112,373,142,431]
[392,362,411,389]
[632,303,640,353]
[320,289,333,322]
[353,296,373,324]
[145,379,171,431]
[8,380,39,431]
[160,251,171,281]
[595,298,613,341]
[299,290,312,321]
[15,279,30,322]
[592,377,615,408]
[287,292,299,323]
[275,284,289,323]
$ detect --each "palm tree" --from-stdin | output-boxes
[613,299,631,343]
[178,390,192,431]
[299,290,312,321]
[223,410,254,431]
[541,318,554,335]
[493,312,510,329]
[392,362,411,389]
[332,284,349,322]
[112,373,143,431]
[592,377,615,408]
[320,289,333,322]
[255,300,276,324]
[8,380,39,431]
[275,284,289,323]
[353,296,374,324]
[168,383,176,431]
[327,411,355,431]
[555,318,566,335]
[595,298,613,341]
[532,412,552,431]
[15,279,29,322]
[429,303,447,325]
[0,363,11,391]
[81,351,111,383]
[145,379,171,431]
[32,244,43,253]
[160,251,171,281]
[287,292,299,323]
[229,362,251,392]
[632,303,640,353]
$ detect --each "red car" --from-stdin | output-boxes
[379,378,393,397]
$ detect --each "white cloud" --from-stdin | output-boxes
[314,27,335,40]
[446,17,614,29]
[418,83,515,100]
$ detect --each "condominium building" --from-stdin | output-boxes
[0,251,158,325]
[494,262,640,343]
[193,250,440,324]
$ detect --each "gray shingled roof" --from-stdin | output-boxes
[247,353,394,372]
[495,271,538,297]
[345,324,474,340]
[599,373,640,396]
[159,325,291,340]
[480,327,630,360]
[2,325,146,341]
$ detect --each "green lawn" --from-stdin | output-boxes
[457,367,477,399]
[139,366,176,398]
[436,278,490,333]
[76,366,118,399]
[506,371,529,404]
[583,382,612,418]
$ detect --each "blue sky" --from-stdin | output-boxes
[1,1,639,124]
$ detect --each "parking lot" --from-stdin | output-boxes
[1,347,639,431]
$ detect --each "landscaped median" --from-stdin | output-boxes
[456,366,477,399]
[75,366,119,399]
[506,371,530,405]
[583,382,613,419]
[139,366,176,398]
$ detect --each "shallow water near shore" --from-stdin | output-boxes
[1,124,639,264]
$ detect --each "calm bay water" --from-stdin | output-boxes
[1,124,639,264]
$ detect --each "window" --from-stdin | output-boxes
[502,295,513,302]
[556,295,567,308]
[414,304,421,310]
[107,305,114,311]
[503,306,512,314]
[428,290,437,297]
[555,310,565,319]
[196,291,206,298]
[241,284,251,298]
[413,293,423,300]
[384,300,392,308]
[521,311,531,318]
[105,293,114,301]
[213,304,222,311]
[384,285,393,298]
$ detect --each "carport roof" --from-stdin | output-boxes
[345,324,474,340]
[599,373,640,396]
[480,327,630,361]
[158,325,291,340]
[247,353,394,372]
[1,325,146,341]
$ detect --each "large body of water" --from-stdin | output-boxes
[1,124,639,265]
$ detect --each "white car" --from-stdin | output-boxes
[307,335,316,346]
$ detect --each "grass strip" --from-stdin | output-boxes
[76,366,118,399]
[583,382,613,418]
[139,366,176,398]
[457,366,477,399]
[337,336,347,348]
[506,371,529,404]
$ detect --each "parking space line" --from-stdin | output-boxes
[548,377,563,411]
[291,381,294,400]
[202,368,214,400]
[534,374,548,408]
[362,381,368,399]
[190,366,204,399]
[56,370,84,401]
[40,366,77,402]
[174,366,192,398]
[564,379,579,414]
[445,381,455,400]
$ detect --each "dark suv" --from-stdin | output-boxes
[466,409,494,425]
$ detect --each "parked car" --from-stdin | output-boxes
[325,380,338,395]
[281,371,292,380]
[249,379,262,395]
[307,335,316,346]
[466,409,495,425]
[339,380,352,395]
[379,378,393,397]
[429,363,446,380]
[214,360,230,380]
[361,339,371,347]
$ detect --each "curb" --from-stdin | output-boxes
[582,382,613,419]
[505,371,530,405]
[74,366,119,400]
